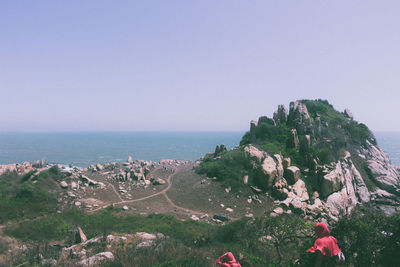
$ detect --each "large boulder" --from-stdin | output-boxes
[292,179,309,201]
[262,156,278,187]
[359,140,400,195]
[60,181,68,189]
[323,156,371,216]
[274,154,284,178]
[288,101,312,134]
[77,227,87,243]
[77,252,114,266]
[289,129,299,148]
[321,162,343,197]
[153,178,166,185]
[244,145,266,165]
[285,166,300,185]
[96,164,104,171]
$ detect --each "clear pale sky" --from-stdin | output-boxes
[1,1,399,132]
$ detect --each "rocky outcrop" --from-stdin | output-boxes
[359,140,400,195]
[214,144,227,156]
[289,129,299,148]
[244,145,289,189]
[0,161,40,176]
[344,108,354,119]
[258,116,276,127]
[273,105,288,124]
[244,145,266,165]
[204,99,400,218]
[288,101,312,134]
[285,166,300,185]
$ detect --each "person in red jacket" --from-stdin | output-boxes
[306,222,341,267]
[216,252,242,267]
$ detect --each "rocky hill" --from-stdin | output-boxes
[196,99,400,220]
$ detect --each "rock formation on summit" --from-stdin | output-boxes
[197,99,400,220]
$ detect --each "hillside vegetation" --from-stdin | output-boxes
[196,99,377,193]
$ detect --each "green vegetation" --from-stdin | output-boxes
[195,147,250,190]
[5,210,214,246]
[0,166,61,223]
[331,206,400,267]
[4,201,400,267]
[6,209,315,267]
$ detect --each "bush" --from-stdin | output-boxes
[0,168,59,223]
[195,148,249,191]
[330,207,400,267]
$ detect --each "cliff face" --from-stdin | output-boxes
[199,99,400,219]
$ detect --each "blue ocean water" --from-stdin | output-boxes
[0,131,399,168]
[374,132,400,167]
[0,132,244,167]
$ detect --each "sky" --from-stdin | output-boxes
[1,0,399,132]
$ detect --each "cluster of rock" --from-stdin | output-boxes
[56,230,165,266]
[56,157,188,210]
[0,159,46,176]
[242,101,400,219]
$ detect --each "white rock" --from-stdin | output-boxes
[71,182,77,189]
[243,175,249,185]
[136,240,153,248]
[273,207,284,214]
[77,252,114,266]
[321,162,343,197]
[136,232,157,240]
[244,145,266,163]
[78,226,87,242]
[262,156,278,187]
[292,179,309,201]
[153,178,166,185]
[96,164,104,171]
[60,181,68,188]
[190,215,200,221]
[285,166,300,184]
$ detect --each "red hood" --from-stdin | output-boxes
[306,222,340,257]
[315,222,330,238]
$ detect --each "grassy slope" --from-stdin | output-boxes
[0,166,61,223]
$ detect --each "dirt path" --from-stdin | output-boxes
[104,180,123,202]
[88,166,204,216]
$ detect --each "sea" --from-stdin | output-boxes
[0,131,399,168]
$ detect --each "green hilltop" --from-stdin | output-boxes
[196,99,378,194]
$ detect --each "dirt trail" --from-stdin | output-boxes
[104,180,123,202]
[88,166,204,216]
